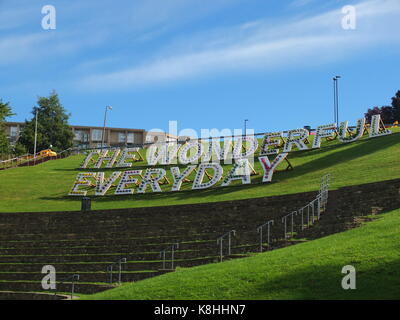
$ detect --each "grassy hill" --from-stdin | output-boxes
[81,207,400,300]
[0,128,399,213]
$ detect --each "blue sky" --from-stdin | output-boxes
[1,0,399,136]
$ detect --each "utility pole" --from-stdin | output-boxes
[102,106,112,149]
[33,109,38,157]
[244,119,248,136]
[333,76,341,128]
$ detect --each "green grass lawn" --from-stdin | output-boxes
[81,208,400,300]
[0,128,399,213]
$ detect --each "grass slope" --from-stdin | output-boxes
[81,208,400,300]
[0,129,399,213]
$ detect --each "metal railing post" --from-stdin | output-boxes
[299,207,305,230]
[282,211,297,239]
[311,200,315,224]
[107,258,127,284]
[257,220,274,252]
[160,250,166,270]
[54,274,79,300]
[291,211,297,236]
[217,230,236,262]
[108,265,113,284]
[171,243,179,270]
[282,215,287,239]
[118,258,127,284]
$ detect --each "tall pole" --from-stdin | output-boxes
[333,78,337,125]
[336,76,340,127]
[33,109,38,157]
[102,106,112,149]
[244,119,248,136]
[333,76,341,129]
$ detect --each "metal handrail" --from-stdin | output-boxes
[160,243,179,270]
[256,220,274,252]
[54,274,79,300]
[107,258,127,284]
[217,230,236,262]
[281,211,297,239]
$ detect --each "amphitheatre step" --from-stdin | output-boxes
[0,240,216,255]
[0,243,259,264]
[0,281,114,294]
[0,233,263,261]
[0,213,279,235]
[0,213,275,230]
[0,270,161,283]
[0,234,218,248]
[0,223,244,240]
[0,257,217,273]
[0,193,316,230]
[0,178,397,297]
[0,291,67,300]
[0,225,263,247]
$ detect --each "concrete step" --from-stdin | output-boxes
[0,270,160,283]
[0,281,114,294]
[0,256,217,273]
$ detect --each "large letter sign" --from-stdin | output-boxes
[283,129,309,152]
[171,165,196,191]
[69,173,97,196]
[115,170,142,195]
[369,114,391,138]
[312,124,336,149]
[178,142,204,165]
[95,172,121,196]
[137,168,166,193]
[94,149,120,168]
[338,118,365,143]
[233,136,258,159]
[192,163,223,190]
[70,115,392,197]
[258,153,289,182]
[221,158,251,186]
[260,132,283,155]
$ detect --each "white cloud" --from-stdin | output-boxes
[0,0,241,66]
[77,0,400,90]
[0,33,50,64]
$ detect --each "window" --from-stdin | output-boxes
[74,130,82,141]
[118,133,126,143]
[10,126,18,137]
[92,129,103,141]
[82,133,89,142]
[127,133,134,143]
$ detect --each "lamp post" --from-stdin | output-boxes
[333,76,341,128]
[244,119,249,136]
[33,109,38,158]
[101,106,112,149]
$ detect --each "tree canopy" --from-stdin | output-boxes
[391,90,400,122]
[18,91,74,153]
[0,99,14,156]
[365,90,400,124]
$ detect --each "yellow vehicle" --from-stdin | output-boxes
[39,149,57,157]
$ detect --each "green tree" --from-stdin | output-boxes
[391,90,400,122]
[0,99,14,156]
[12,143,27,156]
[18,91,74,153]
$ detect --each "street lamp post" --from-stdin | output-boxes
[333,76,341,128]
[101,106,112,149]
[33,109,38,159]
[244,119,249,136]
